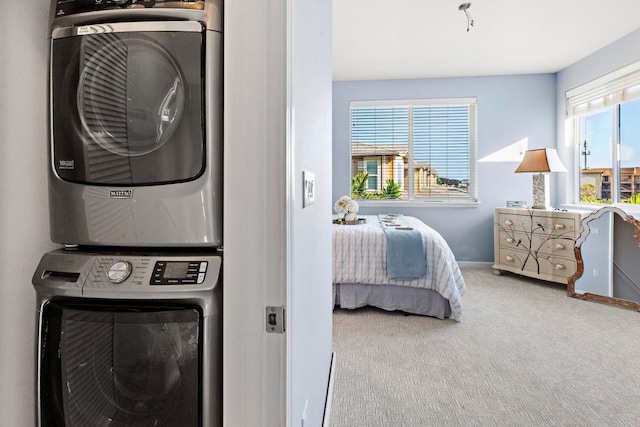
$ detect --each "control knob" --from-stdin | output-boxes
[107,261,132,284]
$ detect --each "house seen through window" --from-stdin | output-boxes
[350,99,477,203]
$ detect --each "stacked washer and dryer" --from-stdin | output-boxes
[32,1,223,425]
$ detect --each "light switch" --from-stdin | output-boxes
[303,171,315,208]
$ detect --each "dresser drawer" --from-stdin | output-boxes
[497,231,576,258]
[497,248,576,280]
[497,212,579,238]
[539,237,575,258]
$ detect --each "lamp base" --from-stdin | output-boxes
[531,173,550,210]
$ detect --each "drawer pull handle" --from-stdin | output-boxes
[506,237,515,243]
[506,255,515,262]
[554,223,566,230]
[505,220,513,226]
[555,243,565,250]
[555,264,566,270]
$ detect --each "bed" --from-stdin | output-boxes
[332,214,466,320]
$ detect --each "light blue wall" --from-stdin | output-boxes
[333,74,557,262]
[555,29,640,295]
[556,28,640,204]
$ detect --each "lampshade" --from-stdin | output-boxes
[514,148,566,209]
[514,148,567,173]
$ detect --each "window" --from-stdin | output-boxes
[567,62,640,205]
[365,159,380,190]
[350,99,477,203]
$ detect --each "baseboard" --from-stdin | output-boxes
[322,351,336,427]
[457,261,493,268]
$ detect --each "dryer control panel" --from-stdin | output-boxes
[54,0,204,17]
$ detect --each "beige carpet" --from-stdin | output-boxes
[331,266,640,426]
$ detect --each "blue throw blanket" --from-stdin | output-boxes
[379,215,426,280]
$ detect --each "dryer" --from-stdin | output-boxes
[48,0,223,248]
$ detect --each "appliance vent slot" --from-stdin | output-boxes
[42,271,80,282]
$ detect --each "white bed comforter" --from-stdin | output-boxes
[333,215,466,320]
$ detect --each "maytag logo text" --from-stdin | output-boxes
[109,189,133,199]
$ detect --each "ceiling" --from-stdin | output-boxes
[332,0,640,81]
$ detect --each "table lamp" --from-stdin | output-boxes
[514,148,566,209]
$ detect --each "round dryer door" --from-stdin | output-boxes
[77,38,186,157]
[51,21,207,185]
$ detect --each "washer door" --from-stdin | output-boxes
[51,22,206,185]
[39,301,202,426]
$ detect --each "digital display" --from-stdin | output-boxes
[151,260,206,285]
[163,262,190,279]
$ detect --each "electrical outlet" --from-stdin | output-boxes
[591,227,600,235]
[593,268,599,277]
[303,171,315,208]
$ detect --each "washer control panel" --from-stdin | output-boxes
[151,261,208,285]
[88,254,218,288]
[33,250,222,296]
[107,260,132,284]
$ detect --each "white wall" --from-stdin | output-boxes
[223,0,288,423]
[288,0,333,425]
[224,0,333,425]
[0,1,57,424]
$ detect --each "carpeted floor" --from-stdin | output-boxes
[330,266,640,426]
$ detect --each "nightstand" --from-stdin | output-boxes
[493,207,583,284]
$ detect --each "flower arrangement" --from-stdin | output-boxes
[334,195,359,221]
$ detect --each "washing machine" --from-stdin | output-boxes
[32,249,222,426]
[48,0,223,248]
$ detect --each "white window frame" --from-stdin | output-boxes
[349,98,478,205]
[566,60,640,206]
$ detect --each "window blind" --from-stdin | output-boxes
[350,106,409,146]
[413,105,470,198]
[566,60,640,117]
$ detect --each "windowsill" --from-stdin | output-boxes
[355,200,481,208]
[561,203,640,215]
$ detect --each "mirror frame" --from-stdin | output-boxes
[568,206,640,311]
